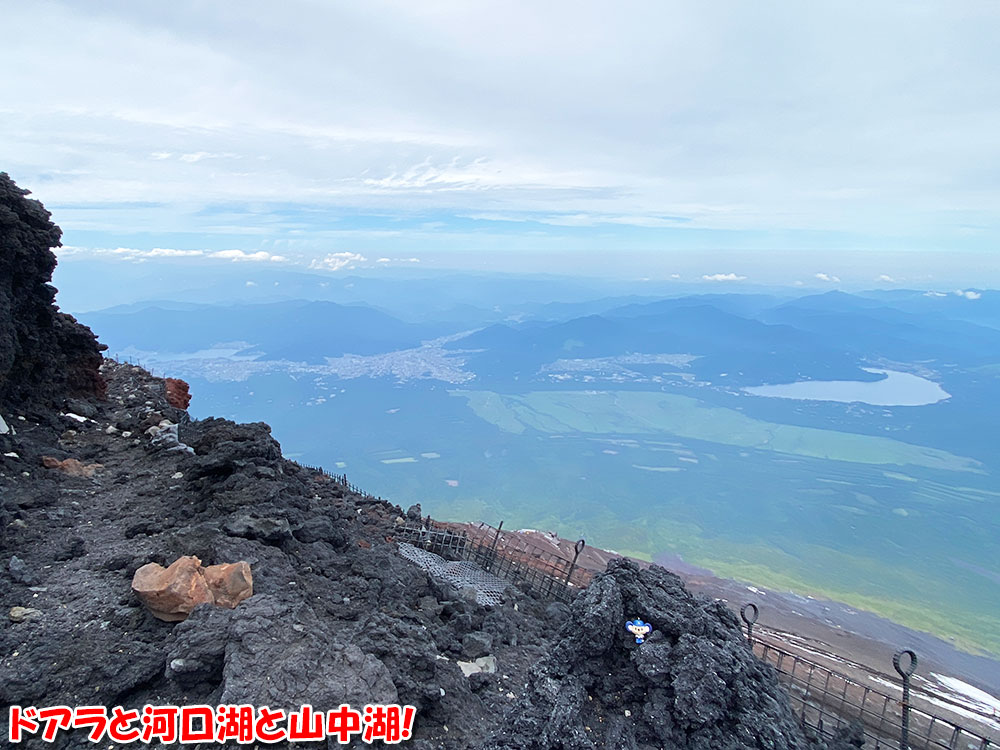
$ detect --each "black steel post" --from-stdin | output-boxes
[485,521,503,572]
[741,603,759,644]
[893,649,917,750]
[564,539,586,586]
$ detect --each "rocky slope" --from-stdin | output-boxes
[1,172,862,749]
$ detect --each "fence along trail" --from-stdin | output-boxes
[392,511,999,750]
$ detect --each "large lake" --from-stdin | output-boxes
[742,368,950,406]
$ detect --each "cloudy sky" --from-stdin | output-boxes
[3,1,999,285]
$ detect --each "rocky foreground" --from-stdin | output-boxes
[1,172,862,749]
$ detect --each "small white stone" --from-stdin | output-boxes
[105,425,119,434]
[171,471,184,480]
[4,452,19,459]
[121,431,132,438]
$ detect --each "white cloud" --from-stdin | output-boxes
[376,257,391,263]
[877,274,896,283]
[57,246,205,260]
[245,280,257,287]
[702,273,747,282]
[814,272,840,282]
[146,248,204,257]
[954,289,982,300]
[923,291,947,297]
[211,249,286,262]
[310,251,367,271]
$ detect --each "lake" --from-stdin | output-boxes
[742,368,950,406]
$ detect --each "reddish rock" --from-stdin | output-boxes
[132,556,214,622]
[203,561,254,609]
[357,539,372,549]
[41,456,103,477]
[165,378,191,409]
[131,556,254,621]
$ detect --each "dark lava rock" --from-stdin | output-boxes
[484,558,859,750]
[462,631,493,659]
[219,596,398,709]
[0,172,105,413]
[8,554,37,585]
[222,514,294,545]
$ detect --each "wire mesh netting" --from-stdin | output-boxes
[395,519,592,603]
[397,543,509,606]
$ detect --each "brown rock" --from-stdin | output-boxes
[203,561,253,609]
[131,556,215,622]
[9,606,43,623]
[165,378,191,409]
[41,456,103,477]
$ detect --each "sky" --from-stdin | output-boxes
[3,1,999,287]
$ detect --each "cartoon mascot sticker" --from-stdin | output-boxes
[626,618,652,644]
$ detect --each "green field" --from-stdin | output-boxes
[454,390,981,472]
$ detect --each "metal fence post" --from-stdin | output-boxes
[564,539,586,586]
[484,521,503,572]
[893,649,917,750]
[741,603,759,645]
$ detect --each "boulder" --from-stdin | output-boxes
[165,377,191,409]
[8,555,37,585]
[132,556,253,621]
[461,631,493,659]
[9,606,43,623]
[132,556,215,622]
[41,456,103,477]
[202,561,254,609]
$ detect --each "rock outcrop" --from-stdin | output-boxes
[0,172,106,412]
[485,559,862,749]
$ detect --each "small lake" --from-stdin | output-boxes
[742,368,950,406]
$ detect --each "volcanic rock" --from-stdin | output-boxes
[202,561,254,608]
[41,455,103,477]
[0,172,106,412]
[484,558,857,750]
[132,556,216,621]
[164,377,191,409]
[9,606,43,623]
